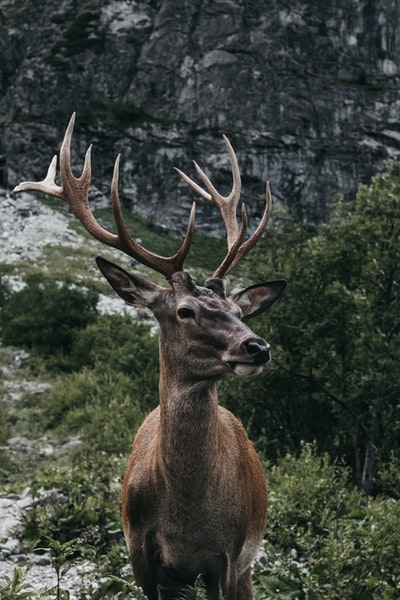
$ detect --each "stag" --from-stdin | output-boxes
[14,114,286,600]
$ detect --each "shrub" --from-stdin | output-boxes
[254,444,400,599]
[234,160,400,492]
[0,274,98,360]
[22,452,126,568]
[35,314,159,452]
[71,313,158,380]
[35,367,152,454]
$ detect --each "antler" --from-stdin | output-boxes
[175,135,271,278]
[13,113,195,280]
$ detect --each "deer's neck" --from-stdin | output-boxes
[158,358,219,487]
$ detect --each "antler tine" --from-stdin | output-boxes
[110,155,196,277]
[213,203,248,279]
[13,154,63,198]
[176,136,272,279]
[218,180,272,278]
[175,134,241,250]
[13,113,196,280]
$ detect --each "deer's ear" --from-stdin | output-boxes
[96,257,163,308]
[230,280,286,320]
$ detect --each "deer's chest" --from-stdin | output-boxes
[155,485,240,566]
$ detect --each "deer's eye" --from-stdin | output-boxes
[177,307,195,320]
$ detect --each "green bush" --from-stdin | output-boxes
[23,452,125,568]
[254,444,400,599]
[71,313,158,379]
[0,274,98,361]
[34,313,159,452]
[39,368,152,454]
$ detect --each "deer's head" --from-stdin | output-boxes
[96,259,285,383]
[14,114,285,382]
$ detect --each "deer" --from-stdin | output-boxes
[14,113,286,600]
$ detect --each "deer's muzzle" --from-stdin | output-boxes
[241,337,271,365]
[223,335,271,376]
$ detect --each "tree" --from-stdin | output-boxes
[222,160,400,493]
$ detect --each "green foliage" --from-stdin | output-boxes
[22,452,125,569]
[377,452,400,498]
[38,367,152,453]
[177,578,208,599]
[254,444,400,599]
[0,274,98,366]
[0,568,35,600]
[90,576,147,599]
[34,313,159,452]
[223,160,400,492]
[38,537,77,600]
[72,313,158,379]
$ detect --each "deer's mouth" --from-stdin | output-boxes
[224,342,271,376]
[225,361,265,377]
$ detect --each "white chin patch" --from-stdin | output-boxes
[233,364,264,377]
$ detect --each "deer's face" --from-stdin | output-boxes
[97,259,286,382]
[155,272,272,380]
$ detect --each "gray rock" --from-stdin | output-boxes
[1,0,400,233]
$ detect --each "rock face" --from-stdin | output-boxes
[1,0,400,235]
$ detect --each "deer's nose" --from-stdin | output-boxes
[242,337,271,365]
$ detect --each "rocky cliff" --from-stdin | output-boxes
[1,0,400,236]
